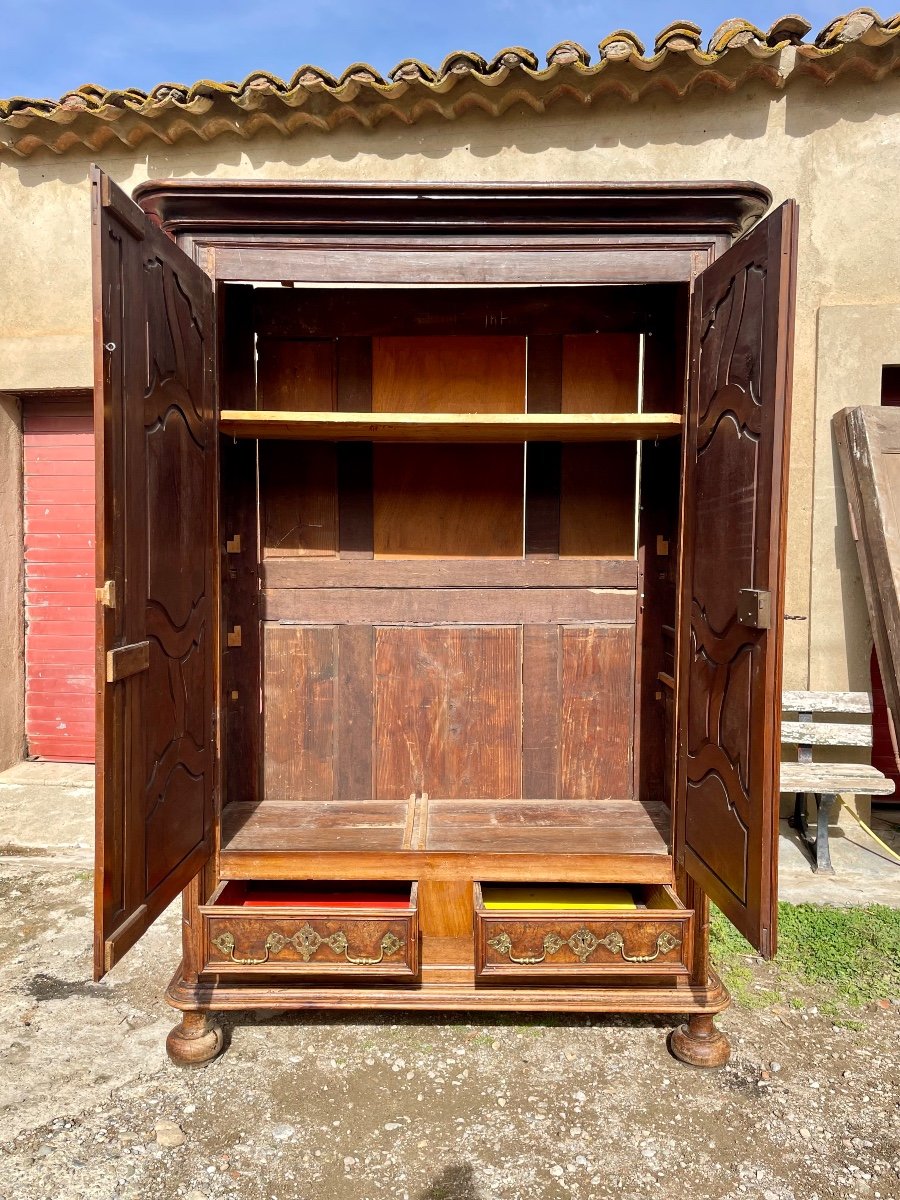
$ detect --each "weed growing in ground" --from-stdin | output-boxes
[710,901,900,1010]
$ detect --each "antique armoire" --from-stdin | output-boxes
[90,166,795,1067]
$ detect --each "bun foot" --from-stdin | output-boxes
[668,1013,730,1069]
[166,1010,224,1067]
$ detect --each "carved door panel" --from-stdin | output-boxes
[92,166,217,979]
[675,201,797,958]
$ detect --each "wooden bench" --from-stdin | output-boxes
[781,691,895,873]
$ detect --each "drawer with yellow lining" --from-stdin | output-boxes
[200,880,419,977]
[474,883,692,979]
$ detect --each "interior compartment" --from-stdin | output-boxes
[219,282,685,835]
[218,797,672,879]
[480,883,639,911]
[213,879,416,909]
[200,880,420,976]
[474,882,684,914]
[473,882,691,978]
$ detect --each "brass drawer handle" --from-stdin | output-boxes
[211,931,273,965]
[212,924,404,967]
[487,927,681,966]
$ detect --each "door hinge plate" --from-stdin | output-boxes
[96,580,116,609]
[737,588,771,630]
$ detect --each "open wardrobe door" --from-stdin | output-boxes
[675,200,797,959]
[91,166,218,978]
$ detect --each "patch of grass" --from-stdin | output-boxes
[469,1033,495,1047]
[711,902,900,1009]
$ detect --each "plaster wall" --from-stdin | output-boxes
[0,395,23,770]
[1,71,899,742]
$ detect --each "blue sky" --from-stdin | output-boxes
[3,0,846,99]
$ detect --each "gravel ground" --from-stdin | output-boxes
[1,855,898,1200]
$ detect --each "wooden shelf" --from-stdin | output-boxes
[219,410,683,443]
[219,798,672,882]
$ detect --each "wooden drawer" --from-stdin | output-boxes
[474,883,692,979]
[201,881,419,977]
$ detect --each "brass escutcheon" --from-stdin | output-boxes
[487,927,681,966]
[212,925,404,967]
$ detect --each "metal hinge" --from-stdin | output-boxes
[737,588,771,630]
[96,580,116,609]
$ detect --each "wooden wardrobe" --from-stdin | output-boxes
[90,169,796,1067]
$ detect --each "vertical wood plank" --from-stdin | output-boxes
[220,285,260,809]
[372,335,525,558]
[258,338,338,558]
[373,445,524,558]
[635,310,684,805]
[336,337,374,558]
[335,624,374,802]
[526,335,563,413]
[374,626,522,800]
[418,879,474,938]
[525,335,561,557]
[257,338,336,411]
[560,625,635,799]
[263,625,336,802]
[560,333,640,414]
[522,625,560,798]
[560,333,640,557]
[372,336,526,413]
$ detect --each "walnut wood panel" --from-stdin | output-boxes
[335,625,375,802]
[253,285,679,340]
[560,625,635,799]
[220,285,260,811]
[474,883,691,979]
[522,626,560,798]
[262,589,636,624]
[336,337,374,558]
[140,180,768,243]
[261,558,639,589]
[221,410,682,442]
[208,246,699,286]
[372,335,526,414]
[91,167,215,979]
[560,333,640,557]
[560,333,640,415]
[257,337,336,411]
[258,338,337,558]
[524,336,562,558]
[676,201,797,959]
[262,625,336,802]
[170,968,730,1015]
[372,445,524,558]
[374,627,522,800]
[635,305,684,808]
[220,798,669,859]
[371,334,525,556]
[418,880,474,938]
[201,882,418,977]
[219,805,673,883]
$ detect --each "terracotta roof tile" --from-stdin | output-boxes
[1,9,898,158]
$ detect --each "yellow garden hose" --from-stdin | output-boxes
[841,801,900,864]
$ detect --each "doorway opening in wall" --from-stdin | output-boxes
[22,390,95,763]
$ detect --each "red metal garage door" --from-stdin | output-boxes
[24,395,95,762]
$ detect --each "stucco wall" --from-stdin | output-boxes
[1,71,899,731]
[0,394,23,770]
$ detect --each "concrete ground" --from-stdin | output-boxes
[0,761,898,1200]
